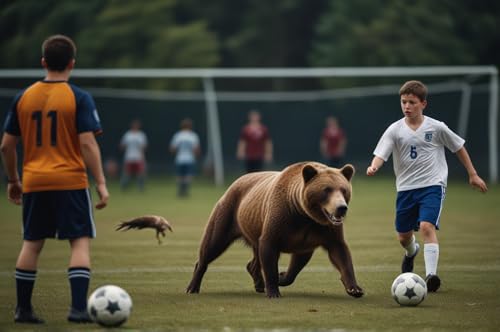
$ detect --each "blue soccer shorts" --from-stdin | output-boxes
[22,189,96,240]
[175,163,196,177]
[395,185,446,233]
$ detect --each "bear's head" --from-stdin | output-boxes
[301,163,354,227]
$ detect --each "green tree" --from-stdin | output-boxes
[225,0,326,68]
[310,0,476,67]
[181,0,327,89]
[0,0,104,68]
[448,0,500,66]
[0,0,219,71]
[76,0,218,69]
[0,0,219,88]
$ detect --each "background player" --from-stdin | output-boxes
[169,118,201,197]
[0,35,109,324]
[320,116,347,168]
[119,119,148,191]
[236,110,273,173]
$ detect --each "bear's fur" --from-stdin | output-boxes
[186,162,363,298]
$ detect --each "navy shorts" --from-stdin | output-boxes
[175,163,196,177]
[22,189,96,240]
[395,185,446,233]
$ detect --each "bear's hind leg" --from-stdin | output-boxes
[186,261,206,293]
[246,246,265,293]
[187,210,240,294]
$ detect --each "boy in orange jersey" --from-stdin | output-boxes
[1,35,109,324]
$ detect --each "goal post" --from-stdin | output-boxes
[0,66,497,185]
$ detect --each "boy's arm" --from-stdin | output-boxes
[264,139,273,162]
[455,146,488,193]
[79,132,109,209]
[366,156,385,176]
[236,139,245,160]
[320,137,327,158]
[339,136,347,156]
[0,133,22,205]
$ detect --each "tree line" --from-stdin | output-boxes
[1,0,498,85]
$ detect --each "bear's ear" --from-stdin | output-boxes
[302,164,318,183]
[340,164,355,182]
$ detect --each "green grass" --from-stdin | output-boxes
[0,176,499,331]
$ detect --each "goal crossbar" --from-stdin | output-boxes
[0,66,497,78]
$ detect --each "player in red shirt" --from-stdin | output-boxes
[236,110,273,173]
[320,116,347,168]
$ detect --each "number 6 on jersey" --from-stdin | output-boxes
[410,145,417,159]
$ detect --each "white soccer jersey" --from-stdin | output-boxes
[121,131,147,162]
[170,130,200,164]
[373,116,465,191]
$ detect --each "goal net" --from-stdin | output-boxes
[0,67,497,185]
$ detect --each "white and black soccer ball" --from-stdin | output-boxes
[391,272,427,306]
[87,285,132,327]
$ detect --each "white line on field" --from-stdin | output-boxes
[1,264,499,277]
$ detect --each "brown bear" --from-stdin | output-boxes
[186,161,364,298]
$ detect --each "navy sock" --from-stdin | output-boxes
[15,268,37,310]
[68,267,90,311]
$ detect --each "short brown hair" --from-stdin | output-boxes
[42,35,76,72]
[399,80,428,101]
[181,118,193,130]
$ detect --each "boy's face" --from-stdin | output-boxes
[400,93,427,119]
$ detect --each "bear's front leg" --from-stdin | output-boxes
[279,251,313,287]
[326,241,364,298]
[259,239,281,298]
[341,278,364,298]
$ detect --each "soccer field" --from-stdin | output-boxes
[0,176,499,331]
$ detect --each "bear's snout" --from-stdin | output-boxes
[335,205,348,218]
[323,201,348,226]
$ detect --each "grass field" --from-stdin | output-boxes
[0,176,499,331]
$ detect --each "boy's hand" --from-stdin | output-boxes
[95,183,109,209]
[366,166,378,176]
[7,181,22,205]
[470,174,488,193]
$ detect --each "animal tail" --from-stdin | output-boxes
[115,219,150,231]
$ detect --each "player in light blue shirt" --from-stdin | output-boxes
[367,80,487,292]
[169,118,201,197]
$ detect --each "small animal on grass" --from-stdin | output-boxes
[186,161,363,298]
[116,215,173,244]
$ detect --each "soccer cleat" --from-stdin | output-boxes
[425,274,441,292]
[401,243,420,273]
[67,307,93,323]
[14,307,45,324]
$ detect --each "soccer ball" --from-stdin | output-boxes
[87,285,132,327]
[391,272,427,306]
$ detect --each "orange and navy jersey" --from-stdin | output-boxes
[3,81,102,193]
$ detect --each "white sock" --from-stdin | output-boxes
[404,235,418,257]
[424,243,439,276]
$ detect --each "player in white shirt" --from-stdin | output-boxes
[170,118,201,197]
[367,80,487,292]
[120,119,148,191]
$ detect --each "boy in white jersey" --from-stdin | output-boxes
[367,80,488,292]
[170,118,201,197]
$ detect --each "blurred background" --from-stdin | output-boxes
[1,0,499,184]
